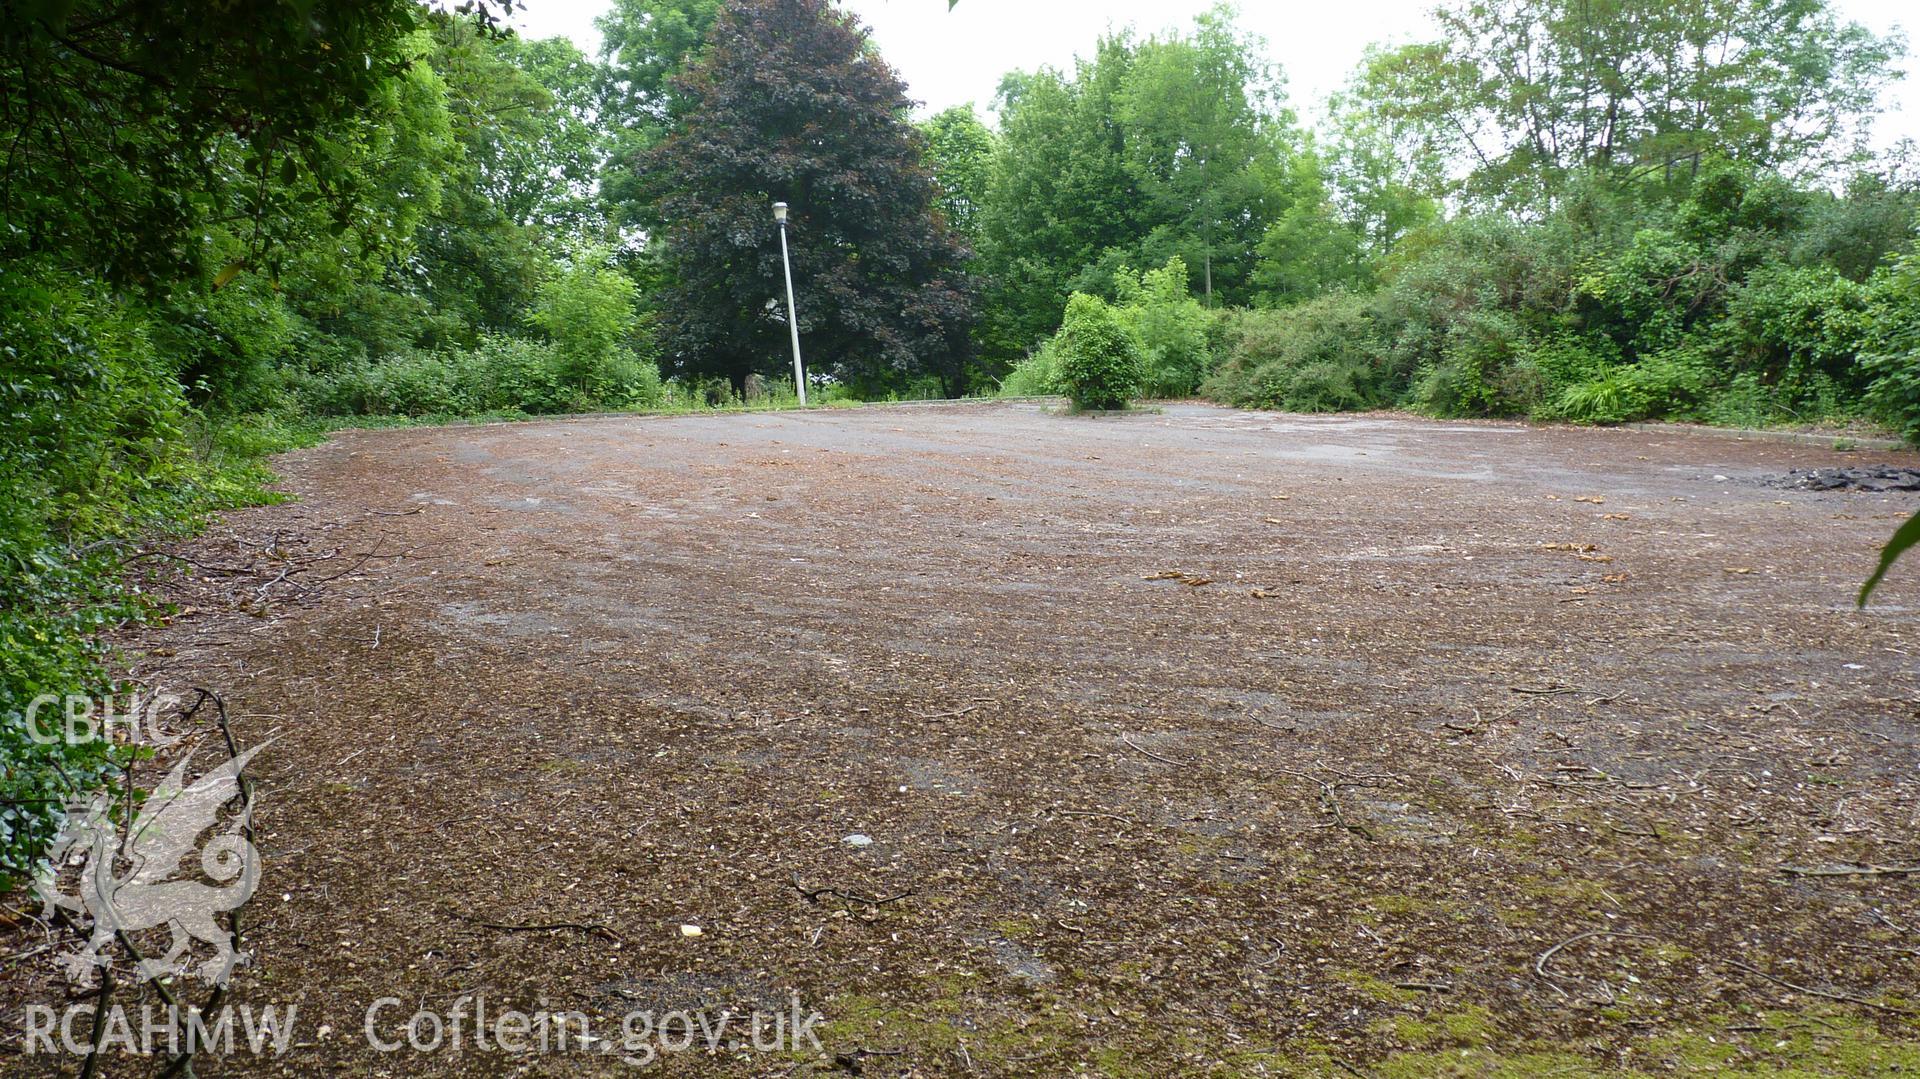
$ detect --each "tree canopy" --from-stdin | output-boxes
[1356,0,1905,205]
[642,0,976,395]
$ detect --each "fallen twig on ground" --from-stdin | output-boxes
[1054,808,1138,825]
[1120,734,1190,767]
[1534,929,1660,993]
[1779,864,1920,879]
[792,875,915,908]
[1724,958,1909,1014]
[1318,781,1374,841]
[467,917,625,944]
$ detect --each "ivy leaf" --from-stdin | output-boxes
[1859,510,1920,607]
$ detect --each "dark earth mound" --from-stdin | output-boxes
[1772,465,1920,492]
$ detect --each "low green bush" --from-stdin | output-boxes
[1714,263,1872,408]
[1283,360,1369,412]
[1699,372,1775,428]
[1055,293,1145,410]
[1525,333,1622,396]
[1000,337,1066,396]
[292,334,669,418]
[1416,309,1540,416]
[469,336,576,414]
[1551,369,1647,423]
[1544,345,1714,424]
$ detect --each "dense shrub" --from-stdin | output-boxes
[1791,173,1920,282]
[1550,368,1648,424]
[998,337,1066,396]
[1548,347,1716,423]
[0,266,285,882]
[1863,236,1920,439]
[155,276,299,413]
[292,333,668,418]
[1575,227,1713,355]
[1055,293,1145,410]
[1005,258,1212,400]
[1715,264,1872,406]
[1198,162,1917,436]
[1114,258,1212,397]
[1415,309,1541,416]
[1525,333,1622,395]
[527,252,645,388]
[1202,294,1387,411]
[467,336,579,414]
[1282,360,1370,412]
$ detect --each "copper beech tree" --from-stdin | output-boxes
[641,0,977,396]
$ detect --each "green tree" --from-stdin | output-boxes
[0,0,515,881]
[1358,0,1905,205]
[978,8,1314,366]
[528,250,645,393]
[596,0,724,231]
[920,105,997,244]
[530,253,641,365]
[1319,99,1440,257]
[485,34,612,234]
[1254,146,1371,305]
[402,20,600,341]
[0,0,472,287]
[1114,258,1212,396]
[643,0,977,395]
[1113,5,1292,307]
[979,38,1145,362]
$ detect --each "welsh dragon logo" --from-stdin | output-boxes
[35,744,267,987]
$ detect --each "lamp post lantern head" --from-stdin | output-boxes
[772,201,789,224]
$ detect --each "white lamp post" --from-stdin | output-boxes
[772,201,807,406]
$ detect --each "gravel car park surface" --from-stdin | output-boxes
[7,400,1920,1077]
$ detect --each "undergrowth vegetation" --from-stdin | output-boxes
[0,266,300,873]
[1110,164,1920,430]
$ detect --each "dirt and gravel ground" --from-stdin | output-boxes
[7,401,1920,1077]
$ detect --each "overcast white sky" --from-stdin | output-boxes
[511,0,1919,146]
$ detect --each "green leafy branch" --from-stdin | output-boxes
[1860,511,1920,607]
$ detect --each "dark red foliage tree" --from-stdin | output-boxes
[640,0,977,396]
